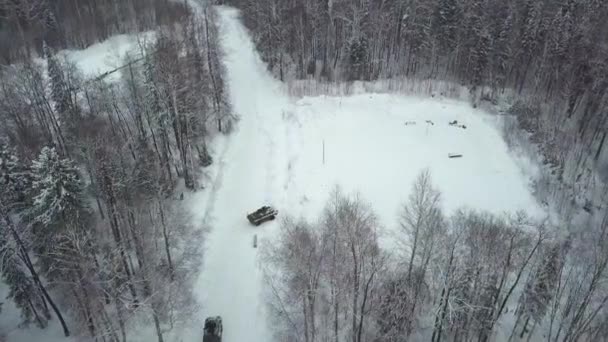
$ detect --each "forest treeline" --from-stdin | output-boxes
[224,0,608,225]
[0,1,231,340]
[0,0,189,64]
[266,171,608,342]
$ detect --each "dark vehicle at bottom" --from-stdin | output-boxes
[203,316,222,342]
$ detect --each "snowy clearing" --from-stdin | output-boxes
[60,32,155,78]
[283,94,545,228]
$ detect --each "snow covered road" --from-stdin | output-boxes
[192,7,289,342]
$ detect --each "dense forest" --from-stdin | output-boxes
[0,0,231,340]
[225,0,608,224]
[0,0,189,64]
[266,172,608,342]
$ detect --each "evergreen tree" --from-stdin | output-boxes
[45,45,70,117]
[25,147,89,228]
[45,44,82,137]
[433,0,460,53]
[520,1,540,54]
[347,36,369,81]
[549,6,573,68]
[0,144,30,211]
[470,27,491,89]
[490,9,513,90]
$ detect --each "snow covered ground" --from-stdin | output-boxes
[0,5,545,342]
[184,7,290,342]
[187,6,545,342]
[283,94,545,227]
[60,32,155,79]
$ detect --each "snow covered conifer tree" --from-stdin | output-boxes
[490,8,513,93]
[45,45,69,115]
[0,145,50,329]
[17,146,90,337]
[0,144,30,211]
[347,36,369,81]
[25,146,89,228]
[45,44,82,140]
[433,0,459,53]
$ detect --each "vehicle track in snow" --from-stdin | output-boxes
[191,6,290,342]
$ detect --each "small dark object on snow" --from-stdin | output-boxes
[404,121,416,126]
[449,120,466,129]
[583,200,593,214]
[426,120,434,125]
[180,193,184,201]
[448,153,463,158]
[203,316,222,342]
[247,206,278,226]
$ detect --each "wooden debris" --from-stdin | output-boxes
[449,120,467,129]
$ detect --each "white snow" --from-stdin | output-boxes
[187,6,545,342]
[0,285,74,342]
[282,94,545,227]
[60,32,155,79]
[0,5,546,341]
[185,6,290,342]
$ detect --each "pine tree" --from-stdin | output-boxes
[549,6,573,68]
[491,9,513,91]
[45,44,81,137]
[470,27,491,89]
[25,147,89,227]
[45,45,70,117]
[347,36,369,81]
[433,0,459,53]
[0,144,30,211]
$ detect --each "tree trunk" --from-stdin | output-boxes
[153,308,164,342]
[1,210,71,337]
[158,199,174,280]
[26,296,45,328]
[106,189,139,303]
[351,249,359,342]
[204,10,223,132]
[114,294,127,342]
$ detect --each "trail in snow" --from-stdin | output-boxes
[191,7,289,342]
